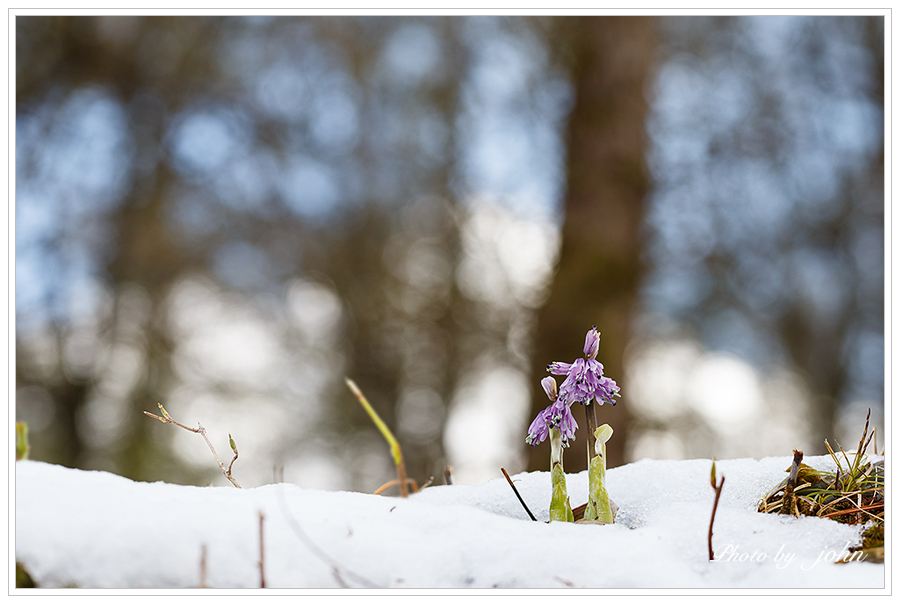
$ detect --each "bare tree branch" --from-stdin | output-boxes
[144,403,242,488]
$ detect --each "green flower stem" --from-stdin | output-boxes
[549,429,574,522]
[585,424,615,524]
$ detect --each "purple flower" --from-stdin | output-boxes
[526,377,578,447]
[549,399,578,443]
[525,406,552,447]
[547,326,621,407]
[525,401,579,447]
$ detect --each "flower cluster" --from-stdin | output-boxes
[547,326,620,407]
[523,325,621,524]
[525,377,578,447]
[526,326,621,448]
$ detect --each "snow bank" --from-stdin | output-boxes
[14,456,884,589]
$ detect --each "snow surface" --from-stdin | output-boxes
[14,456,885,590]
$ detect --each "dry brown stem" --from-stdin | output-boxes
[144,403,242,488]
[258,511,266,588]
[501,467,537,522]
[708,461,725,561]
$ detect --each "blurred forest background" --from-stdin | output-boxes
[15,15,884,490]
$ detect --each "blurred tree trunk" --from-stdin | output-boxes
[528,16,657,473]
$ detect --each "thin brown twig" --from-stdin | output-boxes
[259,511,266,588]
[780,450,803,517]
[144,403,242,488]
[227,434,240,477]
[501,467,537,521]
[708,461,725,561]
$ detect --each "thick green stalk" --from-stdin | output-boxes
[549,429,574,522]
[585,424,616,524]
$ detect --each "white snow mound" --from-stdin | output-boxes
[14,456,884,589]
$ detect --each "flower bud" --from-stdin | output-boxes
[541,376,558,401]
[594,424,614,455]
[583,326,600,359]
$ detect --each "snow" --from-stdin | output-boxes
[14,455,885,590]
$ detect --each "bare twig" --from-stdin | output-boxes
[259,511,266,588]
[443,465,453,486]
[708,459,725,561]
[227,434,240,477]
[144,403,242,488]
[501,467,537,521]
[780,450,803,517]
